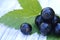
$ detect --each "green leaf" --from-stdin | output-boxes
[0,0,42,33]
[47,34,60,40]
[18,0,41,13]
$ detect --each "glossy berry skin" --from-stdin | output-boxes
[20,23,32,35]
[41,7,55,22]
[35,15,43,27]
[40,22,51,36]
[55,23,60,35]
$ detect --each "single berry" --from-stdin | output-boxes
[35,15,43,27]
[41,7,55,22]
[20,23,32,35]
[52,15,60,26]
[40,22,52,36]
[55,23,60,35]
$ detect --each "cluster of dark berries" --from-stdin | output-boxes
[20,7,60,36]
[35,7,60,36]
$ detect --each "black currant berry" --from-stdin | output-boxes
[52,15,60,26]
[55,23,60,35]
[35,15,43,27]
[41,7,55,22]
[20,23,32,35]
[40,22,52,36]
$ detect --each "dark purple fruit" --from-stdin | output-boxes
[55,23,60,35]
[41,7,55,22]
[35,15,43,27]
[20,23,32,35]
[40,22,52,35]
[52,15,60,27]
[52,15,59,23]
